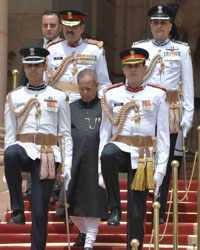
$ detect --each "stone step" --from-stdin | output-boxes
[0,125,5,151]
[0,155,3,166]
[0,127,5,135]
[0,126,5,151]
[0,166,10,222]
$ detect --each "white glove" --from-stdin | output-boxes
[61,168,71,190]
[98,173,106,189]
[154,172,164,196]
[180,119,192,138]
[3,175,7,184]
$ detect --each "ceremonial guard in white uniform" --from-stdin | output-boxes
[4,47,72,250]
[46,10,111,103]
[132,5,194,223]
[99,48,170,250]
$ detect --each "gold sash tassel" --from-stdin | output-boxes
[167,91,180,134]
[145,147,155,190]
[169,103,180,134]
[115,135,155,191]
[131,147,155,191]
[40,146,56,180]
[131,148,145,191]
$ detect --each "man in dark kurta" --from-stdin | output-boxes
[56,69,108,250]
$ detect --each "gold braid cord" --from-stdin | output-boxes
[45,38,64,50]
[46,52,75,85]
[101,83,124,118]
[101,83,140,141]
[84,38,103,48]
[8,93,40,135]
[143,54,163,82]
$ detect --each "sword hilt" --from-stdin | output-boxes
[179,81,183,98]
[58,133,65,175]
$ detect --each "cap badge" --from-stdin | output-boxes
[68,12,72,19]
[130,51,135,59]
[158,6,163,14]
[30,48,35,56]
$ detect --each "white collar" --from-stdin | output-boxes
[152,38,170,47]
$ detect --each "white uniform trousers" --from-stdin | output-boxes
[71,216,100,248]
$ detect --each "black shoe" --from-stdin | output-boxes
[107,207,121,227]
[84,248,92,250]
[73,232,86,246]
[63,215,73,224]
[159,217,165,224]
[54,183,61,191]
[7,210,25,225]
[23,192,31,201]
[50,193,58,203]
[68,216,73,224]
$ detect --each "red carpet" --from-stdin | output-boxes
[0,180,197,249]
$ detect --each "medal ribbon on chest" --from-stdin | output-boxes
[142,100,151,111]
[44,97,58,112]
[76,54,97,65]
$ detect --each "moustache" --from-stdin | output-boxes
[66,31,74,35]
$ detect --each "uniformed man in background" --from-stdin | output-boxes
[46,9,111,103]
[4,47,72,250]
[56,69,108,250]
[99,48,170,250]
[132,5,194,224]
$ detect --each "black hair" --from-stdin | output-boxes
[42,10,61,24]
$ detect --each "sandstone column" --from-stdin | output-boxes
[0,0,7,124]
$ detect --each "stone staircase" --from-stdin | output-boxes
[0,125,198,249]
[0,180,198,249]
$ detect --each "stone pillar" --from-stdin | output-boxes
[0,0,8,124]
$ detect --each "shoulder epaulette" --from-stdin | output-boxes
[49,85,69,101]
[104,82,124,94]
[45,39,64,49]
[132,39,150,46]
[172,40,188,46]
[84,38,103,48]
[9,85,23,93]
[147,83,166,92]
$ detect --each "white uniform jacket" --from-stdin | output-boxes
[47,38,111,102]
[4,85,73,174]
[132,39,194,126]
[99,83,170,176]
